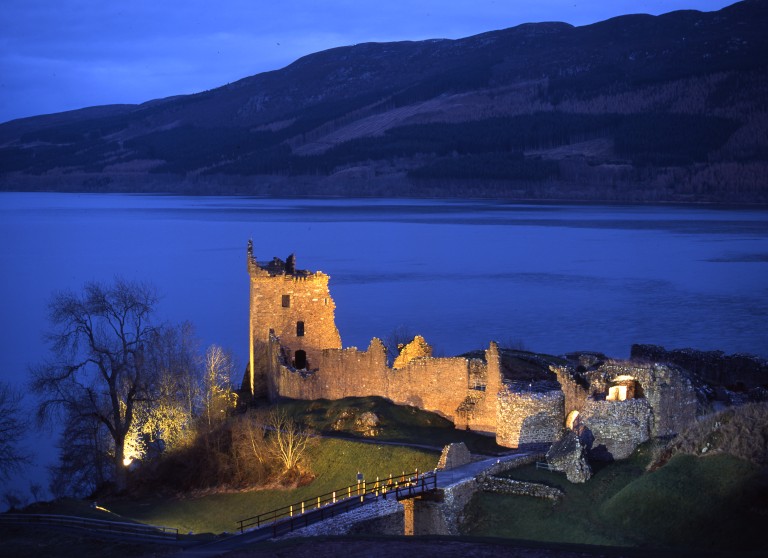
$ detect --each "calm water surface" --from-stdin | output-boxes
[1,192,767,492]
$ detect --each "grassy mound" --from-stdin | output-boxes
[600,453,767,550]
[465,441,767,551]
[464,443,653,546]
[278,396,507,454]
[107,437,438,534]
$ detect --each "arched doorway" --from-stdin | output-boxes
[566,410,580,430]
[294,350,307,370]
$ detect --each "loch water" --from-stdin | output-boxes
[1,192,767,491]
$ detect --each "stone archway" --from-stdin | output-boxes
[566,410,580,430]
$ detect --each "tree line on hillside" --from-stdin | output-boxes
[0,279,313,504]
[0,111,740,180]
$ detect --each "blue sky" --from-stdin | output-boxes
[0,1,736,123]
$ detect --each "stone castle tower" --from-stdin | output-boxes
[247,240,342,395]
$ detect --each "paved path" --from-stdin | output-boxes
[172,450,535,558]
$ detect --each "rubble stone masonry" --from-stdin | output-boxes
[496,387,564,448]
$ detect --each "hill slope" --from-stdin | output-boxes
[1,1,767,202]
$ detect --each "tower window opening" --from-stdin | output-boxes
[282,294,291,308]
[294,350,307,370]
[297,321,305,337]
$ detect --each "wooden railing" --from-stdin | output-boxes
[0,513,179,541]
[237,469,437,536]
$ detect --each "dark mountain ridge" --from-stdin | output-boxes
[2,0,767,202]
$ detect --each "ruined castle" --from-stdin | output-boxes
[246,243,700,459]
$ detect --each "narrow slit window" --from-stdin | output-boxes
[296,321,305,337]
[282,294,291,308]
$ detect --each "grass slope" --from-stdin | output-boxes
[108,437,438,534]
[279,396,507,454]
[465,445,767,551]
[601,453,767,550]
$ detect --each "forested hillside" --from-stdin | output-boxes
[1,0,767,202]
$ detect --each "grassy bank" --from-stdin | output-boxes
[464,445,767,551]
[107,437,438,534]
[279,396,507,454]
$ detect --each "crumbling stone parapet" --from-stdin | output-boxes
[393,335,432,369]
[436,442,471,470]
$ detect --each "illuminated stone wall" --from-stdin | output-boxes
[248,246,341,395]
[496,387,564,448]
[551,365,590,418]
[271,336,501,432]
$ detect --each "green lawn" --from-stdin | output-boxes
[107,437,438,534]
[464,446,767,552]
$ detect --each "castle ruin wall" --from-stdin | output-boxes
[496,387,564,448]
[580,398,652,460]
[270,336,501,429]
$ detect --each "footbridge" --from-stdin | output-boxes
[174,451,538,557]
[237,469,436,538]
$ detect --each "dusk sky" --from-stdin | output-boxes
[1,1,736,124]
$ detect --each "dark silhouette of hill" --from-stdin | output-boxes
[1,0,767,202]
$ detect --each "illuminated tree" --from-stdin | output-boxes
[203,344,237,428]
[0,382,28,481]
[126,322,201,462]
[31,278,166,492]
[267,408,312,475]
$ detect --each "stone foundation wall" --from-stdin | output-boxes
[275,499,404,539]
[496,387,564,448]
[580,398,652,460]
[480,477,563,500]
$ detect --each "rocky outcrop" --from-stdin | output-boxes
[354,411,380,437]
[631,344,768,390]
[546,428,592,483]
[437,442,471,470]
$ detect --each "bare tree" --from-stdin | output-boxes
[230,413,270,485]
[203,344,237,428]
[29,483,44,503]
[48,409,112,497]
[267,408,312,475]
[30,278,163,492]
[0,382,28,481]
